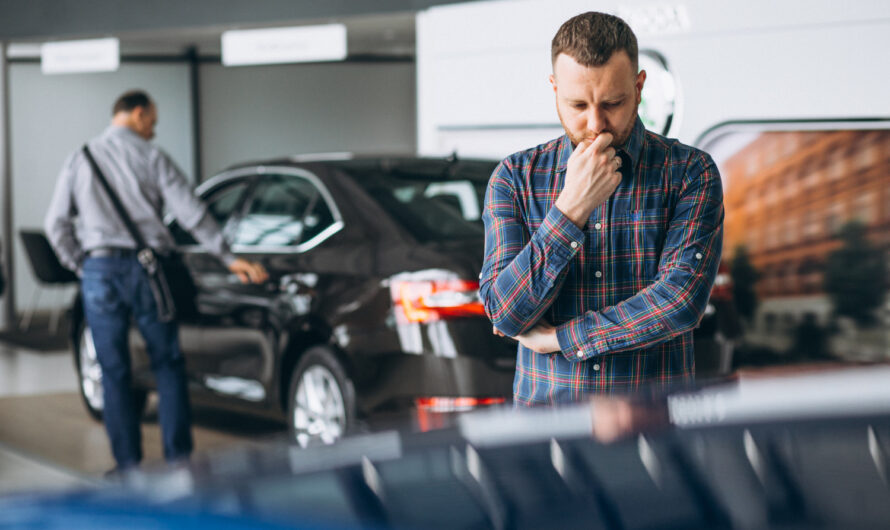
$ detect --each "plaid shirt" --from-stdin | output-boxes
[481,117,724,405]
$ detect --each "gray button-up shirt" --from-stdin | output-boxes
[44,125,235,273]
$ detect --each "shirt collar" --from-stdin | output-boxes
[556,133,573,172]
[104,124,146,143]
[622,116,645,172]
[556,116,646,174]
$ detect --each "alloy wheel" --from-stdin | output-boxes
[293,365,346,448]
[79,327,104,413]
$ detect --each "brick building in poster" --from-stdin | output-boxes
[721,128,890,335]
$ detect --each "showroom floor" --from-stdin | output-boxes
[0,338,287,495]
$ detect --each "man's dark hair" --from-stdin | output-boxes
[551,12,638,71]
[112,90,152,115]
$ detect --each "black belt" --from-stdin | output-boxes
[88,247,138,258]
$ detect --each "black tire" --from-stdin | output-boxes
[287,345,356,448]
[75,323,148,422]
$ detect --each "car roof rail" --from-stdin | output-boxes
[289,151,354,162]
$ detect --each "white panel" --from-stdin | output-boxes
[435,126,564,159]
[417,0,890,157]
[221,24,347,66]
[431,50,554,127]
[40,38,119,74]
[417,0,605,156]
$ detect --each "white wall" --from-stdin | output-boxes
[9,62,193,314]
[417,0,890,158]
[199,61,416,177]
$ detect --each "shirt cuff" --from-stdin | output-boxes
[219,251,237,268]
[536,205,585,261]
[557,316,592,362]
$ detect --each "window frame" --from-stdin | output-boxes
[697,117,890,309]
[172,165,344,255]
[696,119,890,155]
[165,175,253,249]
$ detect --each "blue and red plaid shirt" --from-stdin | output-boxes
[480,117,724,405]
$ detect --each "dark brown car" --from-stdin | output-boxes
[71,154,515,446]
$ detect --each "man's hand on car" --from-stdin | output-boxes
[228,258,269,284]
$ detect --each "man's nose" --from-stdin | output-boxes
[587,107,608,135]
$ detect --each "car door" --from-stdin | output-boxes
[165,173,254,379]
[197,167,343,407]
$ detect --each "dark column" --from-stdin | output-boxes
[0,42,15,329]
[187,46,202,183]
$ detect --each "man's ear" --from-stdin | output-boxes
[635,70,647,104]
[131,105,150,123]
[549,73,557,95]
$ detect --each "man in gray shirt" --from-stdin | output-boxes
[45,90,267,472]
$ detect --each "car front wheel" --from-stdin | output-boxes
[76,324,148,421]
[287,346,355,448]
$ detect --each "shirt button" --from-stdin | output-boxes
[570,241,579,249]
[576,350,584,358]
[593,363,601,371]
[594,222,602,230]
[695,253,703,260]
[595,271,602,278]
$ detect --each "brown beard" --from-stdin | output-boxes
[558,106,638,148]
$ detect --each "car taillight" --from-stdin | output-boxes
[391,279,486,324]
[415,396,506,412]
[415,396,507,432]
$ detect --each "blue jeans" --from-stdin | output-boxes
[82,255,193,468]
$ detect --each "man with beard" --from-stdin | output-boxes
[480,12,724,404]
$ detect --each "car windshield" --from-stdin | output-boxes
[338,159,496,242]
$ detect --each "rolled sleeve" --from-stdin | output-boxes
[155,152,208,230]
[556,316,589,360]
[480,161,583,337]
[528,206,585,300]
[189,214,237,266]
[44,152,85,273]
[154,152,233,263]
[539,206,585,262]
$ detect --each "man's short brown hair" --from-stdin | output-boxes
[112,90,152,116]
[551,12,638,71]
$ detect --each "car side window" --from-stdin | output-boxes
[207,180,250,225]
[423,180,480,221]
[231,174,333,248]
[169,179,249,247]
[301,189,336,242]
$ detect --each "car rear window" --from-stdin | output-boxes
[340,160,496,242]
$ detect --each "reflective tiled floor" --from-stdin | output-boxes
[0,342,95,494]
[0,340,286,494]
[0,442,95,494]
[0,343,78,398]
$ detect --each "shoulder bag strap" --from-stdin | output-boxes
[81,145,159,272]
